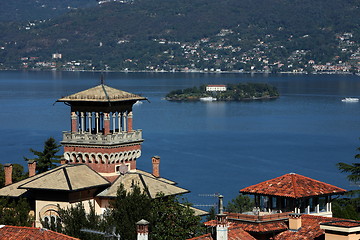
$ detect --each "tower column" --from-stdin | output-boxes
[118,112,122,132]
[80,112,85,133]
[127,111,133,132]
[71,111,78,133]
[87,112,92,133]
[95,112,100,134]
[104,112,110,135]
[112,112,116,133]
[123,112,127,132]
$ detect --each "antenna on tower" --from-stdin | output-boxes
[193,193,220,209]
[80,227,120,239]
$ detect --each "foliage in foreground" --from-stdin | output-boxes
[335,139,360,220]
[225,194,255,213]
[332,194,360,220]
[0,198,33,227]
[56,202,104,240]
[56,184,204,240]
[150,194,204,240]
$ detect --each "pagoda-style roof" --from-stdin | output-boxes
[18,164,110,191]
[240,173,346,198]
[0,164,188,200]
[0,164,110,197]
[57,84,147,103]
[97,169,189,199]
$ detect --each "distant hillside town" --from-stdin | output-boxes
[0,0,359,74]
[10,31,360,74]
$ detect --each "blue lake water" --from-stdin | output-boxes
[0,71,360,208]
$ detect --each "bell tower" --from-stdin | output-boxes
[57,84,147,174]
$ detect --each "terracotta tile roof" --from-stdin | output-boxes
[187,233,213,240]
[274,215,346,240]
[0,225,79,240]
[205,214,288,233]
[240,173,346,198]
[228,227,257,240]
[232,220,288,233]
[187,226,256,240]
[322,220,360,227]
[204,220,217,227]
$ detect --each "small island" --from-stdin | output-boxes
[165,83,279,101]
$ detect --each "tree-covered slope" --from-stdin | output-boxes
[0,0,359,71]
[0,0,97,22]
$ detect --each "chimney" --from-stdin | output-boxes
[216,195,228,240]
[60,157,67,165]
[152,156,160,178]
[4,164,13,186]
[136,219,149,240]
[28,160,36,177]
[289,213,302,231]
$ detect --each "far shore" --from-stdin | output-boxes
[0,69,358,76]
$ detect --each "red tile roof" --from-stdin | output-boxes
[231,220,288,233]
[204,220,217,227]
[0,225,79,240]
[274,215,347,240]
[228,227,257,240]
[187,226,256,240]
[240,173,346,198]
[203,214,360,240]
[187,233,213,240]
[204,219,287,233]
[322,220,360,227]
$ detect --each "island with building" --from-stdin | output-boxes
[165,83,279,101]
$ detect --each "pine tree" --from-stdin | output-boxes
[24,137,61,174]
[337,142,360,184]
[225,194,255,213]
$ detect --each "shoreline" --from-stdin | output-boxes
[165,96,279,102]
[0,69,358,76]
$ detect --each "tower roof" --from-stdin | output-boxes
[240,173,346,198]
[57,84,147,103]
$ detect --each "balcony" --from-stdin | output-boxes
[62,130,143,146]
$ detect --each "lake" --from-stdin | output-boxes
[0,70,359,208]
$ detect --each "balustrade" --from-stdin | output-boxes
[62,129,143,145]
